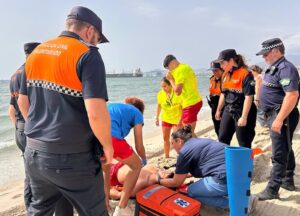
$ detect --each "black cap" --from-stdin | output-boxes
[67,6,109,43]
[256,38,284,55]
[24,42,40,55]
[215,49,237,63]
[163,54,176,68]
[209,61,221,71]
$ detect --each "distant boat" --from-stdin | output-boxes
[106,68,143,78]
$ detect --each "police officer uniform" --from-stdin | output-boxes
[216,49,257,148]
[10,43,73,215]
[207,61,223,136]
[19,6,109,216]
[9,42,39,208]
[256,38,300,199]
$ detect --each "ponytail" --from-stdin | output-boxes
[234,54,248,68]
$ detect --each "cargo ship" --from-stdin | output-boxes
[106,68,143,78]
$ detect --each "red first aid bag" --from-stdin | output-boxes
[135,184,201,216]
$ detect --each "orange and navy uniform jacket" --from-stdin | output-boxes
[19,31,108,153]
[221,67,255,109]
[209,75,222,97]
[209,75,222,106]
[9,64,25,122]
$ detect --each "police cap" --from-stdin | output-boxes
[256,38,284,56]
[215,49,237,63]
[24,42,40,55]
[209,61,221,71]
[67,6,109,43]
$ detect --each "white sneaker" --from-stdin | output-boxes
[112,206,132,216]
[248,195,258,215]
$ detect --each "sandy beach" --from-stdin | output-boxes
[0,113,299,216]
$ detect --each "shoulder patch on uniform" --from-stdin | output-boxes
[250,80,256,86]
[279,78,291,86]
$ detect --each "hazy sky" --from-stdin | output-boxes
[1,0,300,79]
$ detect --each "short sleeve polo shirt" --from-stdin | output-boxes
[19,31,108,150]
[260,57,299,112]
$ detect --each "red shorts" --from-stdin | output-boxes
[110,162,124,187]
[162,121,177,128]
[182,101,202,124]
[112,137,134,159]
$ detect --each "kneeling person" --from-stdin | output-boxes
[108,97,147,215]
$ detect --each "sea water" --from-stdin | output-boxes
[0,74,211,185]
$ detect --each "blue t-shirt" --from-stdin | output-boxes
[175,138,226,180]
[109,103,144,139]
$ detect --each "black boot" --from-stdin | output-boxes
[281,182,296,191]
[257,189,279,201]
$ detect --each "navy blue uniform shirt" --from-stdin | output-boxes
[175,138,226,181]
[9,64,25,122]
[260,57,299,112]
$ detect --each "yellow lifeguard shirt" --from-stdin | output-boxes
[157,89,182,124]
[171,64,202,108]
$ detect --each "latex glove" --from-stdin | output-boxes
[142,159,147,166]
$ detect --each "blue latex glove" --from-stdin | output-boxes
[142,159,147,166]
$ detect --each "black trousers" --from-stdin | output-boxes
[16,121,73,215]
[266,108,299,193]
[24,147,107,216]
[218,104,257,148]
[15,120,32,209]
[211,102,221,136]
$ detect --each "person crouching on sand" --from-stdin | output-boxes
[158,125,257,213]
[156,77,182,158]
[107,97,147,216]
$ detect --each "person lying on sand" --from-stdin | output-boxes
[108,162,173,199]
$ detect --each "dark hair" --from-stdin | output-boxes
[276,46,285,55]
[163,54,176,68]
[250,65,263,74]
[125,97,145,114]
[161,77,171,86]
[171,125,193,142]
[233,54,248,68]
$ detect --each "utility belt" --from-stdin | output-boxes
[226,104,242,121]
[27,137,94,154]
[16,120,25,130]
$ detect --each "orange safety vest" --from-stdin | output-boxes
[221,67,249,94]
[25,36,90,96]
[209,76,221,96]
